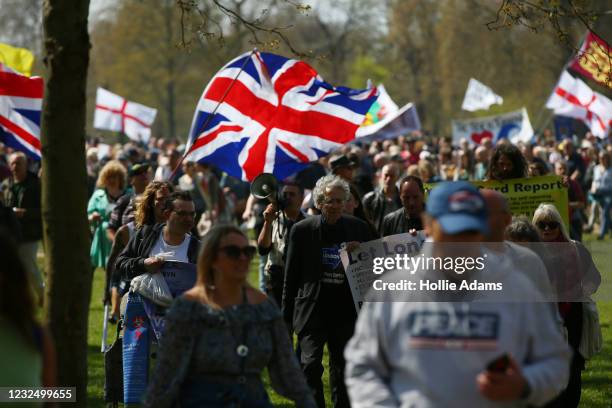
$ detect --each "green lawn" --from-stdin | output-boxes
[79,235,612,407]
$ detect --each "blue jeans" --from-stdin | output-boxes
[258,254,267,292]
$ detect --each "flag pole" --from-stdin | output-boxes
[168,48,258,183]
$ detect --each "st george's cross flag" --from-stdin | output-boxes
[184,51,379,181]
[546,71,612,139]
[0,69,43,160]
[93,88,157,143]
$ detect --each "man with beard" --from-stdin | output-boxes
[116,191,199,286]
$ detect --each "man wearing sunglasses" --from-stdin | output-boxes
[116,191,200,286]
[283,174,375,408]
[257,182,306,307]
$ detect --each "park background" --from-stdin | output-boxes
[2,0,612,139]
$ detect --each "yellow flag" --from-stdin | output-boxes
[0,43,35,76]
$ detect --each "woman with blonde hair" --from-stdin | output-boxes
[133,181,174,228]
[417,159,440,183]
[88,160,127,270]
[532,203,601,408]
[144,224,315,407]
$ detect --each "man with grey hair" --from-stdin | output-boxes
[1,151,43,303]
[283,174,375,408]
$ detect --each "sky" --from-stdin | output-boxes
[89,0,118,22]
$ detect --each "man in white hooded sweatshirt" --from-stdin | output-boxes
[345,181,570,408]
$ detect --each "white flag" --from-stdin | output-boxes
[93,87,157,143]
[461,78,504,111]
[546,71,612,139]
[360,83,399,128]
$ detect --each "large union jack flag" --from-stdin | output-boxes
[185,51,378,181]
[0,69,43,160]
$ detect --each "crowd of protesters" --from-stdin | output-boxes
[0,126,610,407]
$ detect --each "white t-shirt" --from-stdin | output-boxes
[149,232,190,263]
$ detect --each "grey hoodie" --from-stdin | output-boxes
[344,245,570,408]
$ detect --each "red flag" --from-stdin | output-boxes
[569,31,611,89]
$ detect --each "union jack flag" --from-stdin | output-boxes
[0,69,43,160]
[185,51,378,181]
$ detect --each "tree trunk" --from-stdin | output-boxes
[41,0,91,405]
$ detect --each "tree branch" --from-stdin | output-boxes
[176,0,312,57]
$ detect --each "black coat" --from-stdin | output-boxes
[0,201,22,242]
[1,172,42,242]
[381,208,424,237]
[362,188,402,234]
[115,223,200,284]
[282,214,375,334]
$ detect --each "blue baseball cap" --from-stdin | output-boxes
[426,181,488,235]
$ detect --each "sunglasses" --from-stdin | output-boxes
[219,245,256,260]
[536,221,559,231]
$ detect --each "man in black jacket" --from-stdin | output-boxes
[381,175,425,237]
[283,174,375,408]
[1,151,42,299]
[107,162,151,241]
[115,191,199,287]
[362,163,401,234]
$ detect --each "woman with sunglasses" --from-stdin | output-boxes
[532,204,601,408]
[144,224,315,408]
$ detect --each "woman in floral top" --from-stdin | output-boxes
[144,224,315,408]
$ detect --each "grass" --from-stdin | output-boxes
[66,234,612,406]
[578,235,612,406]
